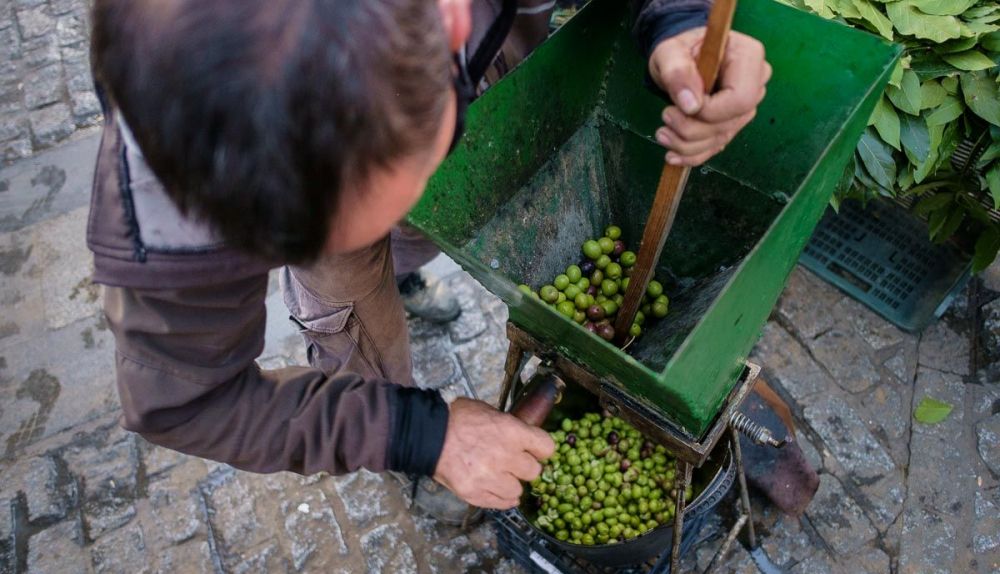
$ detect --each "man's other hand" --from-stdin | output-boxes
[433,398,555,509]
[648,28,771,167]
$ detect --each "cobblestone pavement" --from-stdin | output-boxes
[1,134,999,573]
[1,0,99,165]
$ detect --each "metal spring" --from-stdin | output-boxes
[731,412,788,448]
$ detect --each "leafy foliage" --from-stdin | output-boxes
[778,0,1000,272]
[913,396,953,424]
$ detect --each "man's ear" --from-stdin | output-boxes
[438,0,472,52]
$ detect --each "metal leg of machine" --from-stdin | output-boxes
[669,461,693,572]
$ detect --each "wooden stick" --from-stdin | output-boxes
[613,0,738,343]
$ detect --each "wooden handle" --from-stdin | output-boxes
[613,0,737,342]
[509,372,566,427]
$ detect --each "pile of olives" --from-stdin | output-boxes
[528,413,692,546]
[518,225,669,342]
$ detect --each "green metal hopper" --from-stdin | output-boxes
[407,0,901,438]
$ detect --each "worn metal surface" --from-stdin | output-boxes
[408,0,902,436]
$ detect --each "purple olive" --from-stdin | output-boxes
[580,261,596,276]
[587,285,599,296]
[587,305,606,322]
[613,240,626,257]
[599,325,615,341]
[608,431,620,445]
[620,459,632,472]
[567,433,577,447]
[585,322,598,334]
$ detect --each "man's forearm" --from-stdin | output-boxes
[105,277,448,476]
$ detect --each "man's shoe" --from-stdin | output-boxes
[398,272,462,323]
[388,472,483,527]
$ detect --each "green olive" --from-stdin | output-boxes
[596,254,611,270]
[540,285,559,303]
[634,310,645,325]
[612,294,624,306]
[556,292,567,304]
[646,280,664,299]
[582,240,602,260]
[598,237,615,255]
[652,301,669,318]
[605,225,622,240]
[518,284,533,295]
[554,274,570,291]
[601,300,618,317]
[591,269,604,285]
[573,310,586,324]
[566,264,582,283]
[601,279,619,297]
[575,293,590,310]
[605,262,622,279]
[564,285,581,300]
[620,251,637,267]
[576,278,591,290]
[655,294,669,307]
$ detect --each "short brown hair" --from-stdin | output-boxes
[91,0,452,263]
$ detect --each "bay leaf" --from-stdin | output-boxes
[900,112,931,162]
[857,127,898,190]
[982,31,1000,52]
[914,396,953,424]
[926,95,964,126]
[886,69,922,115]
[941,49,998,70]
[920,79,947,109]
[987,163,1000,210]
[871,95,902,149]
[909,0,976,17]
[854,0,895,40]
[805,0,837,18]
[942,75,959,94]
[973,226,1000,273]
[887,1,963,43]
[960,71,1000,126]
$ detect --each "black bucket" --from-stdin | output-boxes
[504,379,736,570]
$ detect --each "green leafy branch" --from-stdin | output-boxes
[779,0,1000,271]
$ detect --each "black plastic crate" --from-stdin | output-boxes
[800,199,971,332]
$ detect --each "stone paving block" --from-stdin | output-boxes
[776,267,841,339]
[360,523,417,574]
[154,539,216,574]
[805,474,877,556]
[21,36,60,70]
[835,295,911,352]
[807,329,881,393]
[64,431,139,539]
[976,413,1000,478]
[16,4,54,39]
[759,513,818,569]
[29,102,74,147]
[28,520,88,573]
[973,490,999,556]
[201,471,272,569]
[138,438,191,478]
[918,321,971,376]
[803,395,903,531]
[90,521,148,574]
[30,208,102,329]
[231,542,290,574]
[22,62,63,110]
[751,321,832,403]
[279,487,349,570]
[332,469,390,529]
[55,9,86,46]
[788,550,838,574]
[20,455,70,521]
[147,474,203,545]
[899,368,974,574]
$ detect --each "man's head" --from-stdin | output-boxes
[92,0,471,263]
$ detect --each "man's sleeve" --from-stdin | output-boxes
[104,273,448,476]
[635,0,712,58]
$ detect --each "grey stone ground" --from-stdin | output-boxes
[0,0,99,165]
[1,131,999,573]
